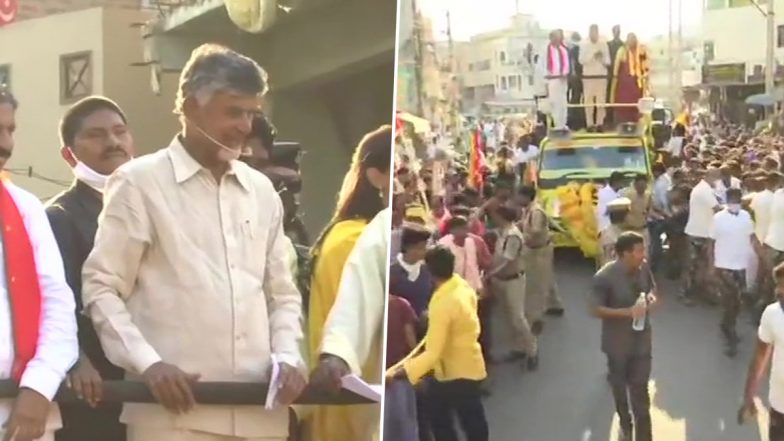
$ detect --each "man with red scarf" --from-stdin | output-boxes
[542,29,571,130]
[0,90,78,441]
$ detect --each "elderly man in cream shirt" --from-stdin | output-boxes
[310,206,391,441]
[81,44,306,441]
[579,24,611,129]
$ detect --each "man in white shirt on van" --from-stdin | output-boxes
[709,188,763,357]
[579,24,611,130]
[682,167,722,305]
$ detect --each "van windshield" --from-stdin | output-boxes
[540,145,647,171]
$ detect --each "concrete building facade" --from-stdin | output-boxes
[458,14,548,115]
[702,0,777,82]
[702,0,781,119]
[0,6,178,200]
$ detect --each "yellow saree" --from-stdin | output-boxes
[307,219,368,441]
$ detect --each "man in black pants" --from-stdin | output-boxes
[390,245,489,441]
[590,232,658,441]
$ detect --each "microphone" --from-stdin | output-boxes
[186,117,242,160]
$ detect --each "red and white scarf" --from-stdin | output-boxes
[0,182,42,381]
[546,43,570,77]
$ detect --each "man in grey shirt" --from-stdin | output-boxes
[590,232,658,441]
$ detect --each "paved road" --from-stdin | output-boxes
[483,253,771,441]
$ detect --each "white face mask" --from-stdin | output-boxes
[73,161,109,193]
[728,203,741,214]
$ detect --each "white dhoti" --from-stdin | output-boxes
[547,78,569,129]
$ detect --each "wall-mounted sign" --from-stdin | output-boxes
[702,63,746,84]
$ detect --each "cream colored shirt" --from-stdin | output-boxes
[81,137,303,438]
[579,38,611,78]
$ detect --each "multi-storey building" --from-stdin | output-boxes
[459,14,549,115]
[702,0,784,118]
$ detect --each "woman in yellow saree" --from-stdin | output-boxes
[307,125,392,441]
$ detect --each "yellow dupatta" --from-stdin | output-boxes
[307,219,369,441]
[610,45,649,102]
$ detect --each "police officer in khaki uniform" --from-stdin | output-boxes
[486,205,539,370]
[620,174,652,259]
[516,186,563,335]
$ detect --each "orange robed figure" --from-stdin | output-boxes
[610,33,649,124]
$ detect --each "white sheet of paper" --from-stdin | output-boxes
[340,374,382,402]
[264,354,281,410]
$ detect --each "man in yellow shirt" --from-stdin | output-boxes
[389,245,488,441]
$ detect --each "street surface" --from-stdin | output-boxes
[484,252,771,441]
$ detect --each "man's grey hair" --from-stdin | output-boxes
[174,44,269,114]
[0,85,18,110]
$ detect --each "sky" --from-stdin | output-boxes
[419,0,704,42]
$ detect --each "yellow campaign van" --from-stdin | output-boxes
[535,131,653,258]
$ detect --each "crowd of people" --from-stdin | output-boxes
[540,24,649,131]
[386,103,784,441]
[0,43,389,441]
[386,130,566,441]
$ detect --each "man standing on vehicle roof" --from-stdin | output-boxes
[580,24,612,131]
[542,29,570,130]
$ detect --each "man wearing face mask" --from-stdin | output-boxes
[682,167,722,306]
[80,44,307,441]
[45,96,134,441]
[708,188,764,357]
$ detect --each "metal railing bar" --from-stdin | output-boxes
[0,380,376,405]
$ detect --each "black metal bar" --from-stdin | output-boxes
[0,380,375,405]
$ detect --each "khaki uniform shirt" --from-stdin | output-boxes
[519,203,550,250]
[494,225,525,278]
[621,187,652,230]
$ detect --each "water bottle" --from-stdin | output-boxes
[632,292,647,331]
